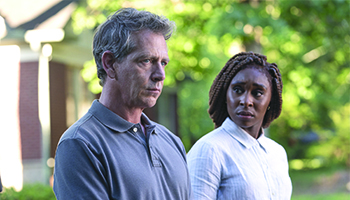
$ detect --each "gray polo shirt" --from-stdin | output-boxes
[53,100,191,200]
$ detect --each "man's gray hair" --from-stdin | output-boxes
[93,8,176,86]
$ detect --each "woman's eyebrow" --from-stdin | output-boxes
[253,83,267,89]
[231,81,245,85]
[231,81,267,89]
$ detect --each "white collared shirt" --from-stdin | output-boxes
[187,117,292,200]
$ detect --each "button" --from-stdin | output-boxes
[133,127,137,132]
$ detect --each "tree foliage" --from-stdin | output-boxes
[71,0,350,167]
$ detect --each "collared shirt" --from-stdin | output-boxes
[187,117,292,200]
[53,100,191,200]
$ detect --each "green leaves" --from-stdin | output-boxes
[71,0,350,166]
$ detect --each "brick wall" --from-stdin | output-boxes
[49,61,67,158]
[19,62,41,160]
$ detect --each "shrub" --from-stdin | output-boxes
[0,183,56,200]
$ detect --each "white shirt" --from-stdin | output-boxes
[187,117,292,200]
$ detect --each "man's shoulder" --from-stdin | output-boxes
[153,121,171,134]
[151,121,185,148]
[59,112,99,143]
[153,121,179,139]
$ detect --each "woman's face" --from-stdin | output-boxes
[226,67,272,138]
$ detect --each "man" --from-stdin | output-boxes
[53,8,191,199]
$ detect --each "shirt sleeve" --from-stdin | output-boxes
[53,139,109,200]
[187,142,221,200]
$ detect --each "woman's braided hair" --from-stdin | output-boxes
[208,52,283,129]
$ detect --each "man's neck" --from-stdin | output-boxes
[99,92,143,124]
[114,108,143,124]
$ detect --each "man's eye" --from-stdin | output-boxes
[143,59,151,64]
[161,61,168,67]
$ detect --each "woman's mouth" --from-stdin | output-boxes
[237,111,254,119]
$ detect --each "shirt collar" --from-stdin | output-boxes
[257,133,269,153]
[141,112,157,135]
[88,100,156,133]
[221,117,268,152]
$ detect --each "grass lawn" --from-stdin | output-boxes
[292,193,349,200]
[290,166,349,200]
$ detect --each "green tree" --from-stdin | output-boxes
[71,0,350,167]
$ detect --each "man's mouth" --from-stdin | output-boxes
[147,88,160,92]
[146,87,161,95]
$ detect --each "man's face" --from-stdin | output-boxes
[113,30,169,110]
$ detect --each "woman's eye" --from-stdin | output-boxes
[254,90,263,97]
[233,87,243,94]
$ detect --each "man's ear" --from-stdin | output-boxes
[102,51,117,79]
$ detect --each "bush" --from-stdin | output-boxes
[0,184,56,200]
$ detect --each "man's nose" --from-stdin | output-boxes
[239,93,253,107]
[151,62,165,82]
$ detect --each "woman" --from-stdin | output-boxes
[187,52,292,200]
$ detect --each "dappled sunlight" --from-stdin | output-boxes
[227,41,244,57]
[290,158,323,170]
[302,46,327,63]
[0,45,23,191]
[199,57,210,68]
[0,16,6,39]
[81,59,102,94]
[0,1,346,198]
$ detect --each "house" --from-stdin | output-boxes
[0,0,179,190]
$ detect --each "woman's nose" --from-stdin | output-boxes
[239,93,253,107]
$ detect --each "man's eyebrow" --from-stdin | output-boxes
[134,53,169,62]
[162,57,170,62]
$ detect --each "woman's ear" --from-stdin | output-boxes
[102,51,117,79]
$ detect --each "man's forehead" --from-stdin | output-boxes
[129,32,169,57]
[129,49,169,61]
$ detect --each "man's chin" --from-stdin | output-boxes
[141,98,158,109]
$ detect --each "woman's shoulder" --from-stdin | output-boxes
[197,126,231,143]
[259,135,289,161]
[262,135,286,150]
[188,127,239,155]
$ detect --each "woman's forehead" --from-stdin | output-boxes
[231,68,270,85]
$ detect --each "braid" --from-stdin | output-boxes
[208,52,283,128]
[263,63,283,128]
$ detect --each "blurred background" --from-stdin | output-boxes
[0,0,349,199]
